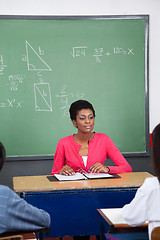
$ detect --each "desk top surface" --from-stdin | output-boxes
[13,172,153,193]
[97,208,148,231]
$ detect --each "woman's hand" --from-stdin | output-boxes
[89,163,110,173]
[58,165,75,176]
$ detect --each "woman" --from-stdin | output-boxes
[51,99,132,176]
[122,123,160,240]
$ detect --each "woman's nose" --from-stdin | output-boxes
[85,118,90,123]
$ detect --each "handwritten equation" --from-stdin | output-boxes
[71,46,134,62]
[55,84,84,117]
[0,54,7,75]
[0,99,23,108]
[7,74,25,91]
[1,73,24,109]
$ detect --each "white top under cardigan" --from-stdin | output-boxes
[82,156,88,167]
[122,177,160,240]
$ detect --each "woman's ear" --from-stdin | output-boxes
[72,120,77,128]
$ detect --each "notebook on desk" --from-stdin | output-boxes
[99,208,126,225]
[47,172,120,182]
[97,208,148,233]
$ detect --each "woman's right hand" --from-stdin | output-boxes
[58,165,75,175]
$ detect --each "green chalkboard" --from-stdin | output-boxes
[0,15,149,158]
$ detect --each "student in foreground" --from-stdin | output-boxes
[122,123,160,240]
[51,100,132,175]
[0,142,51,234]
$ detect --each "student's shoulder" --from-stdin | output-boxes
[142,177,159,191]
[0,185,22,205]
[0,185,10,192]
[0,185,14,197]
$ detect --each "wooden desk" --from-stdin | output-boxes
[97,208,148,240]
[0,228,50,240]
[13,172,152,238]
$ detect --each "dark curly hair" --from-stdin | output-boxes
[69,100,95,121]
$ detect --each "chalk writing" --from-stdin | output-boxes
[55,84,84,117]
[71,46,87,58]
[72,46,134,62]
[34,82,52,112]
[113,47,134,55]
[23,41,52,71]
[0,99,23,108]
[37,71,43,83]
[8,99,15,107]
[7,74,25,91]
[22,41,53,111]
[0,55,7,75]
[93,48,104,62]
[0,102,6,108]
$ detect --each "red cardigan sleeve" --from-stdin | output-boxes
[51,139,66,174]
[105,136,132,173]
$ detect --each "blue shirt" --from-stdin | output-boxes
[0,185,50,234]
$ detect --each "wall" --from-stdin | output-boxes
[0,0,158,188]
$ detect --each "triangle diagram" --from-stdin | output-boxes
[34,83,52,112]
[26,41,52,71]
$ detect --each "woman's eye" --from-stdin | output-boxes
[89,116,94,119]
[79,117,85,120]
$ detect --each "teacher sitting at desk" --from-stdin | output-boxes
[51,99,132,176]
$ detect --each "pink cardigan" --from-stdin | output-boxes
[51,132,132,174]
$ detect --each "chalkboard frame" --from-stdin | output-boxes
[0,14,149,161]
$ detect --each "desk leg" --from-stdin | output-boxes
[38,232,43,240]
[100,222,105,240]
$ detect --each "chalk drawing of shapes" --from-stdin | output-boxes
[34,83,52,111]
[26,41,52,71]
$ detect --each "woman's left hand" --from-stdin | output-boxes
[89,163,109,173]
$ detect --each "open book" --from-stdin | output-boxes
[98,208,148,230]
[54,172,119,181]
[99,208,126,224]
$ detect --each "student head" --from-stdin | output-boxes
[152,123,160,180]
[69,100,95,121]
[0,142,6,171]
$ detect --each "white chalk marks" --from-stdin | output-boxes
[24,41,53,112]
[34,83,52,112]
[25,41,52,71]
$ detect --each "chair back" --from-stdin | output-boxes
[0,235,23,240]
[0,232,36,240]
[151,226,160,240]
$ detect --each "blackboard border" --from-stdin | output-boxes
[0,14,149,160]
[0,14,149,21]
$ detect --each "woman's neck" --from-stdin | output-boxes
[74,132,94,144]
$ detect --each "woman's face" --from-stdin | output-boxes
[72,108,95,134]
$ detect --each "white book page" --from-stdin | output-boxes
[83,173,113,179]
[100,208,126,224]
[54,172,87,181]
[100,208,148,225]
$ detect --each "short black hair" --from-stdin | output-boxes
[69,100,95,121]
[0,142,6,171]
